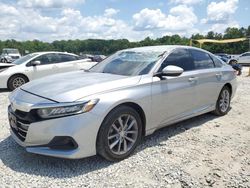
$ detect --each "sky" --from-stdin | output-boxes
[0,0,249,42]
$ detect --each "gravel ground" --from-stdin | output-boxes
[0,68,249,188]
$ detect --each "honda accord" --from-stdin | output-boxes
[8,45,237,161]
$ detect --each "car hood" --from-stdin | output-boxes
[21,71,141,102]
[0,63,15,70]
[7,53,20,56]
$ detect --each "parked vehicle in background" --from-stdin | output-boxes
[215,53,231,62]
[228,60,242,76]
[215,53,238,64]
[80,54,107,62]
[80,54,94,60]
[0,48,21,63]
[236,52,250,65]
[8,45,237,161]
[215,54,242,75]
[92,55,107,62]
[0,51,97,90]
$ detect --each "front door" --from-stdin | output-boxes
[151,48,197,127]
[29,53,60,80]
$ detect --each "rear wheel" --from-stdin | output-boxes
[97,106,142,161]
[213,86,231,116]
[8,75,28,91]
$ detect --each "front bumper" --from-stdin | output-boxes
[9,109,103,159]
[0,74,9,88]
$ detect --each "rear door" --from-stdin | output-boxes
[151,48,198,126]
[188,49,223,111]
[56,53,80,73]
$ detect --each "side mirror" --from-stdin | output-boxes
[154,65,184,78]
[31,60,41,66]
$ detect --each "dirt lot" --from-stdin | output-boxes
[0,68,249,187]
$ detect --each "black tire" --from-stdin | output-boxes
[2,58,7,63]
[213,86,231,116]
[229,60,237,64]
[7,75,28,91]
[96,105,142,161]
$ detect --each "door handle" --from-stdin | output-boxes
[216,73,222,79]
[188,77,198,82]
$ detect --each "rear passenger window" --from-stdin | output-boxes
[59,54,78,62]
[190,49,215,69]
[211,55,223,67]
[159,48,195,72]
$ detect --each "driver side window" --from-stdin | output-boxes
[34,55,50,65]
[159,48,194,72]
[33,54,60,65]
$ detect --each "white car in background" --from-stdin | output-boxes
[237,52,250,65]
[0,48,21,63]
[0,52,97,90]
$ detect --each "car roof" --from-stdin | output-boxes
[215,53,228,55]
[121,45,212,54]
[30,51,78,56]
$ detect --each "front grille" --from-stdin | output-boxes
[11,119,29,141]
[8,106,30,142]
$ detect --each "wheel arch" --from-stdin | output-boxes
[224,83,232,96]
[118,102,146,137]
[97,101,147,139]
[95,101,147,160]
[7,73,30,89]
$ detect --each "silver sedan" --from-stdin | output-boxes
[8,45,237,161]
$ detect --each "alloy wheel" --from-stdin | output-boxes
[219,89,230,113]
[12,77,26,89]
[108,114,138,155]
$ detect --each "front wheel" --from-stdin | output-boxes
[8,75,28,91]
[97,106,142,161]
[2,58,7,63]
[213,86,231,116]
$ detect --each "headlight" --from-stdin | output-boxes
[36,99,99,119]
[5,56,12,61]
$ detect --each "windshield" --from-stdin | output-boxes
[3,49,19,54]
[89,50,163,76]
[12,54,37,65]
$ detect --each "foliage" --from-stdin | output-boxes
[0,26,249,56]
